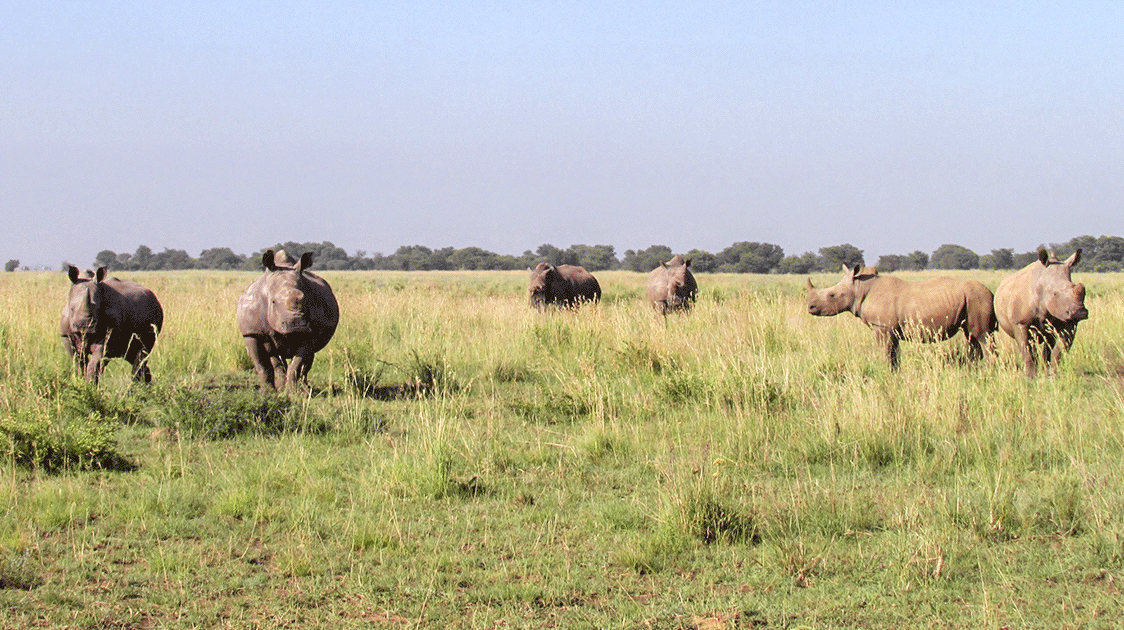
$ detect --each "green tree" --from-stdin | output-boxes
[930,244,978,270]
[448,247,499,270]
[148,248,194,270]
[4,259,18,272]
[990,248,1015,270]
[1051,235,1097,261]
[94,250,118,270]
[1091,235,1124,271]
[903,251,929,271]
[717,242,784,273]
[776,252,819,274]
[391,245,438,270]
[197,247,245,270]
[684,249,718,273]
[131,245,154,270]
[534,244,578,266]
[621,245,673,272]
[876,254,904,272]
[818,244,864,271]
[568,244,618,271]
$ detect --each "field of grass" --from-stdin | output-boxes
[2,268,1124,629]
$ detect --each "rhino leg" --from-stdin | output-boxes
[1011,326,1038,377]
[965,330,986,362]
[124,334,155,383]
[64,336,86,376]
[1042,329,1069,374]
[244,336,278,390]
[84,342,107,384]
[126,351,153,383]
[284,351,315,389]
[876,329,901,369]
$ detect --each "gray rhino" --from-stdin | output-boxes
[60,266,163,383]
[236,250,340,390]
[647,255,697,313]
[806,265,996,368]
[993,248,1087,376]
[528,263,601,309]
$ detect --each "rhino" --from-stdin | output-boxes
[993,248,1087,376]
[236,250,340,390]
[806,265,996,368]
[528,263,601,309]
[60,266,164,383]
[647,255,698,313]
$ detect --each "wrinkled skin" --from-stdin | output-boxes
[807,265,996,369]
[236,250,340,390]
[647,255,698,313]
[59,266,164,384]
[993,248,1088,376]
[528,263,601,309]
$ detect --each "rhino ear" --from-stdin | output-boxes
[298,252,313,271]
[1037,247,1050,266]
[68,265,81,284]
[661,261,669,269]
[684,258,691,268]
[95,267,107,283]
[262,250,276,271]
[850,264,862,279]
[1067,248,1082,268]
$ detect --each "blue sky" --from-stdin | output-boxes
[3,2,1122,268]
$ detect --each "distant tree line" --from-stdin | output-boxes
[59,235,1124,274]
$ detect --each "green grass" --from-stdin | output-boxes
[1,268,1123,628]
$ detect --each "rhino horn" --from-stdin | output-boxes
[806,277,814,291]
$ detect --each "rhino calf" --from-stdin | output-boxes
[648,255,698,313]
[807,265,996,369]
[528,263,601,309]
[236,250,340,391]
[60,266,164,383]
[993,248,1087,376]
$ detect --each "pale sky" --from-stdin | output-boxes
[3,2,1122,268]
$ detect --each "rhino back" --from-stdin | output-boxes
[555,265,600,300]
[102,279,163,332]
[857,276,982,333]
[994,263,1042,330]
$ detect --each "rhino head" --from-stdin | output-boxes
[66,265,108,337]
[660,256,693,310]
[806,264,866,316]
[1037,248,1088,324]
[528,262,556,309]
[262,250,316,335]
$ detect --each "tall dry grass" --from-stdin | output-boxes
[1,267,1123,627]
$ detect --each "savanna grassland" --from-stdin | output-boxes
[2,268,1124,629]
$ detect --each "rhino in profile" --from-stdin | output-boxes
[993,248,1087,376]
[60,266,163,383]
[647,255,697,313]
[236,250,339,390]
[806,265,996,368]
[528,263,601,309]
